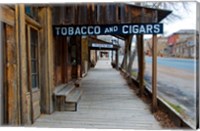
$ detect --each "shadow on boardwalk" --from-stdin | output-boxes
[33,60,162,129]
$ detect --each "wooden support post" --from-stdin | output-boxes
[137,35,144,97]
[139,35,144,97]
[88,49,91,69]
[152,34,158,112]
[115,49,119,70]
[0,19,3,126]
[127,46,137,75]
[127,35,135,75]
[126,36,132,72]
[111,50,113,62]
[121,39,128,70]
[121,35,132,71]
[136,35,140,81]
[95,50,97,62]
[16,4,28,125]
[39,7,54,114]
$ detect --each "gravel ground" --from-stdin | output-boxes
[119,55,197,127]
[144,63,196,126]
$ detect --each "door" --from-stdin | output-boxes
[26,25,41,122]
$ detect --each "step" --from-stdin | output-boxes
[56,82,75,96]
[53,84,67,94]
[66,88,83,103]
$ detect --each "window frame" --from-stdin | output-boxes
[26,25,40,90]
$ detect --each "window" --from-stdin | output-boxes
[30,27,39,88]
[25,6,39,21]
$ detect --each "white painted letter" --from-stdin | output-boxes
[68,27,74,35]
[154,24,160,33]
[61,27,67,35]
[88,26,94,35]
[146,25,153,34]
[81,26,87,35]
[75,27,81,35]
[122,25,129,34]
[132,25,139,33]
[94,26,101,35]
[55,27,60,35]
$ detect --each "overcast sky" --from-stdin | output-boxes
[142,2,196,39]
[163,2,196,36]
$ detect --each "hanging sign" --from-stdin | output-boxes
[92,43,113,48]
[53,23,163,36]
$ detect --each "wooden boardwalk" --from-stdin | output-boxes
[33,60,162,129]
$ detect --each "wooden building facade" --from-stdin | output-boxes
[0,4,171,126]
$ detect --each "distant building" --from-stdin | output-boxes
[144,36,168,57]
[167,29,197,58]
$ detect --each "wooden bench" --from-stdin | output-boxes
[53,81,83,111]
[65,88,83,111]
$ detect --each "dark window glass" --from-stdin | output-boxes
[30,28,38,88]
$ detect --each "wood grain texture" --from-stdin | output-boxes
[33,60,161,129]
[152,34,158,112]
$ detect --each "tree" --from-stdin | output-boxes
[134,1,191,23]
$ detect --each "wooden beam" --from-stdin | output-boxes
[152,34,158,112]
[140,35,144,97]
[25,15,42,29]
[88,49,91,69]
[39,6,54,114]
[137,35,144,97]
[127,36,132,72]
[115,49,119,70]
[0,6,15,26]
[121,35,132,71]
[127,35,134,74]
[0,19,3,126]
[111,50,113,62]
[127,37,137,75]
[16,4,28,124]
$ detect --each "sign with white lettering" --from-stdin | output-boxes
[53,23,163,36]
[92,43,113,48]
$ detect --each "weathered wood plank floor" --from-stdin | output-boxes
[33,60,162,129]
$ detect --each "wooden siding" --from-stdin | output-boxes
[4,23,18,125]
[0,6,15,26]
[81,37,89,75]
[52,3,171,27]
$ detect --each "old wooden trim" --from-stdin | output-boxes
[152,34,158,112]
[25,15,42,29]
[15,5,21,125]
[136,35,144,96]
[136,35,141,81]
[115,49,119,70]
[140,34,144,97]
[121,36,132,70]
[0,22,4,125]
[26,26,33,124]
[0,6,15,26]
[39,7,54,114]
[127,36,137,75]
[127,35,134,74]
[16,4,29,124]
